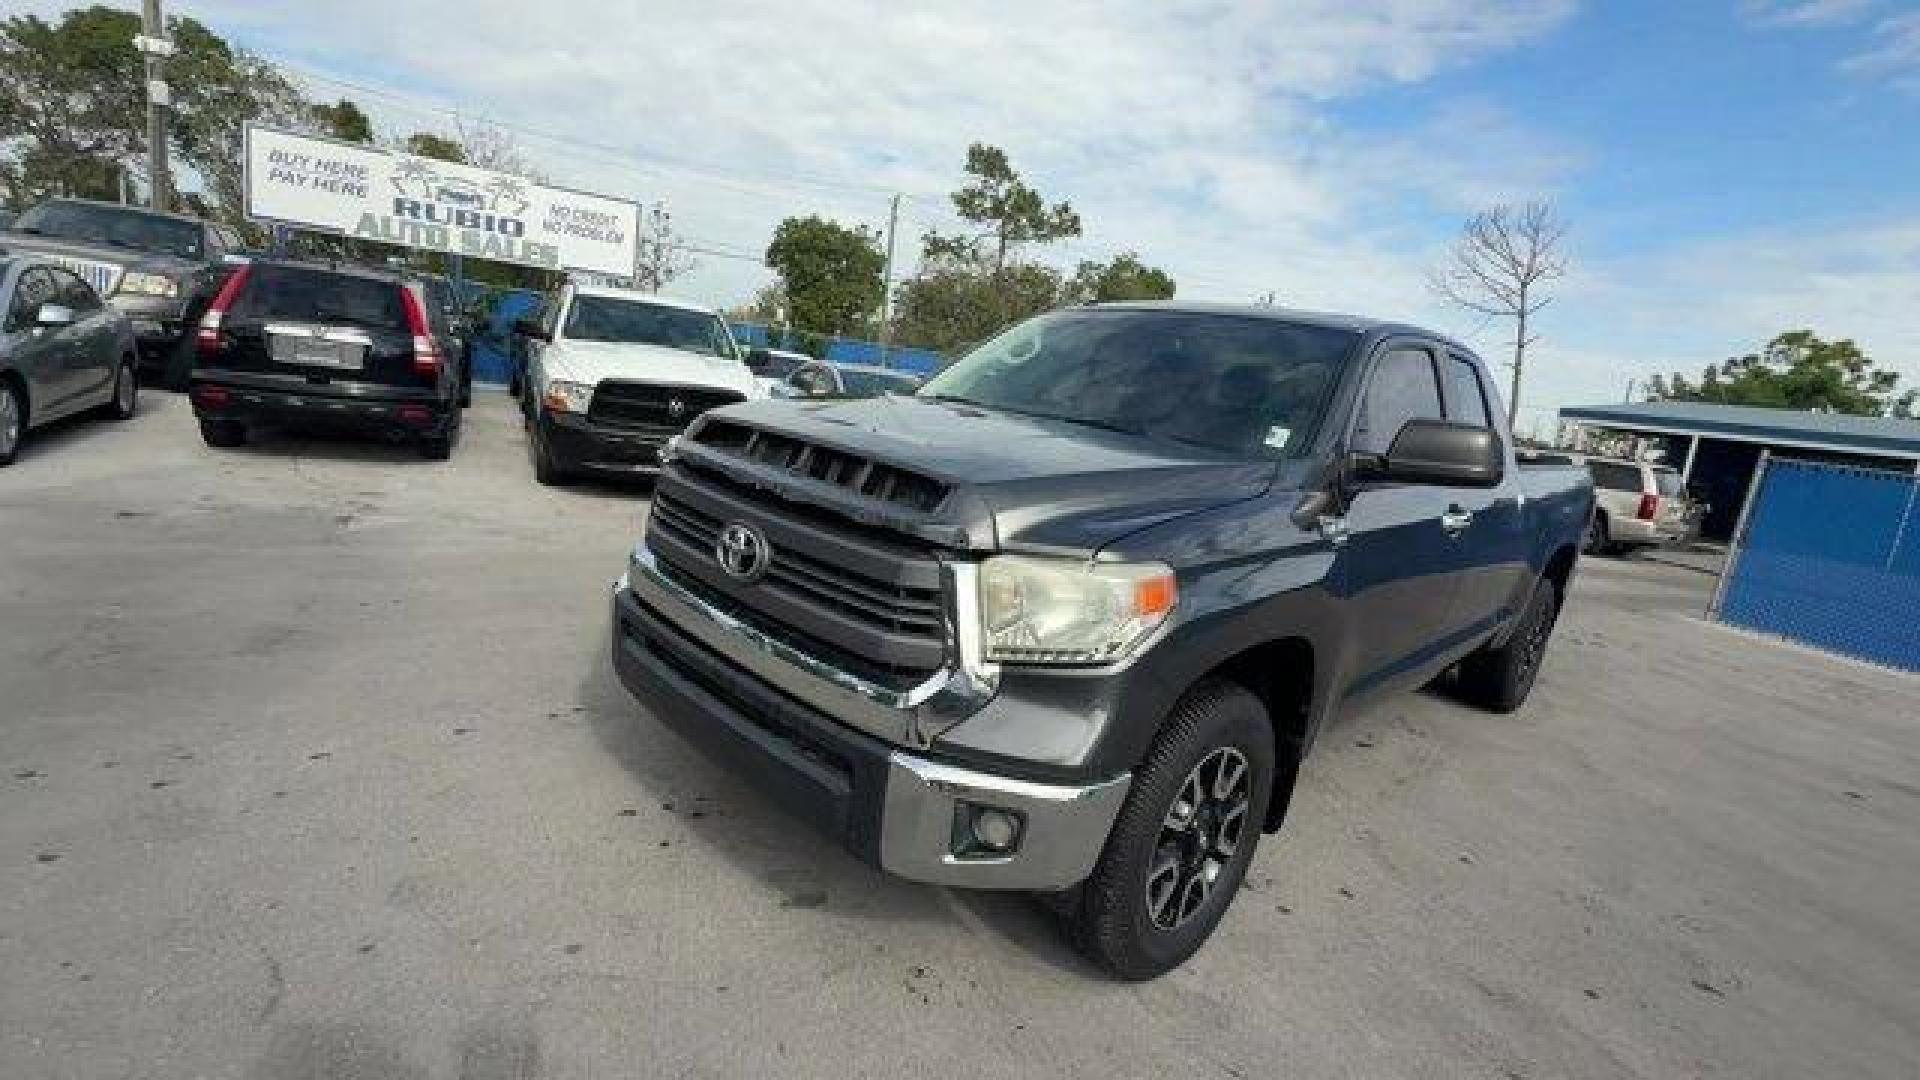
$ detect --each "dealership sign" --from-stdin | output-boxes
[244,125,639,277]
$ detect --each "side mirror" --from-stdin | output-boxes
[1353,418,1503,488]
[514,317,549,342]
[34,303,76,329]
[744,347,772,373]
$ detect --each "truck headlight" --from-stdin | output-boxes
[117,272,178,297]
[543,379,593,414]
[979,556,1176,664]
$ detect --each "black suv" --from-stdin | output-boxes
[188,260,466,459]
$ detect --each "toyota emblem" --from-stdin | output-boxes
[715,522,771,581]
[667,396,688,419]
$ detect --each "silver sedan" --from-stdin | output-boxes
[0,254,139,466]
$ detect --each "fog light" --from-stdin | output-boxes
[970,807,1020,852]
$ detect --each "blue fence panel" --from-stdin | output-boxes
[725,321,946,376]
[469,289,542,384]
[1718,459,1920,672]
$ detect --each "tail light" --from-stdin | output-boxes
[195,266,253,358]
[1637,492,1660,520]
[400,286,442,378]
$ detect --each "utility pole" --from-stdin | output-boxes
[135,0,174,212]
[877,193,901,352]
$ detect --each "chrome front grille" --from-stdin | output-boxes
[45,256,122,298]
[645,475,950,687]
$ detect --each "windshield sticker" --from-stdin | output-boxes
[1265,426,1292,449]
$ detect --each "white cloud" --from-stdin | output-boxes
[1743,0,1878,27]
[153,0,1576,312]
[1841,10,1920,92]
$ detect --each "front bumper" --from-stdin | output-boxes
[543,411,671,474]
[107,293,189,351]
[610,567,1130,891]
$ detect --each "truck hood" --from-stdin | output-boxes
[0,231,197,278]
[545,339,761,398]
[692,395,1276,553]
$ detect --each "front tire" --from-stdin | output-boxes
[0,381,24,467]
[162,335,196,392]
[1457,580,1560,714]
[531,419,573,486]
[101,359,138,420]
[1060,680,1274,980]
[1583,513,1613,557]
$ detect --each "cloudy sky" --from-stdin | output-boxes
[31,0,1920,431]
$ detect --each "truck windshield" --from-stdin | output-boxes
[565,295,738,360]
[920,309,1356,458]
[12,201,204,260]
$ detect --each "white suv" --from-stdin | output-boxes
[1578,455,1704,555]
[519,282,760,484]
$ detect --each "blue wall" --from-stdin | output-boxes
[1718,458,1920,672]
[728,322,946,376]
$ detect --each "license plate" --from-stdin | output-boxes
[271,333,365,371]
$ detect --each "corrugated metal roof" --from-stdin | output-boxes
[1560,400,1920,459]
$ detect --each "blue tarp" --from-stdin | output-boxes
[469,289,542,384]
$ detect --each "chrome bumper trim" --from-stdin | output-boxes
[625,542,998,748]
[880,754,1130,891]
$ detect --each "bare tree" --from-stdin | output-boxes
[633,202,695,293]
[1429,201,1569,427]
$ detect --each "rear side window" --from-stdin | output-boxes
[1353,346,1442,455]
[1654,469,1685,497]
[229,266,403,329]
[1587,461,1643,491]
[1442,353,1492,427]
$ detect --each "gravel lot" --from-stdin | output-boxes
[4,390,1916,1080]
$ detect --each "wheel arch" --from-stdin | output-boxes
[1185,636,1314,833]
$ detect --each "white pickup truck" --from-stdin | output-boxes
[517,283,762,484]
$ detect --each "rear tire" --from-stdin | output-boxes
[1059,680,1274,980]
[1583,513,1614,557]
[1458,581,1560,714]
[101,358,138,420]
[199,417,246,448]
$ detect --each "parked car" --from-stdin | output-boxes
[0,255,139,466]
[1577,455,1703,555]
[410,274,474,408]
[0,198,247,389]
[610,303,1592,978]
[187,259,466,459]
[778,360,925,399]
[518,283,760,484]
[743,347,809,396]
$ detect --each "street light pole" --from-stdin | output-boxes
[137,0,173,212]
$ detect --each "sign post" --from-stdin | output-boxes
[243,125,640,278]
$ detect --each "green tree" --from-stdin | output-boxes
[765,215,885,337]
[1649,330,1917,417]
[403,131,466,163]
[311,98,372,143]
[892,262,1063,355]
[1063,252,1176,304]
[924,143,1081,272]
[0,6,147,204]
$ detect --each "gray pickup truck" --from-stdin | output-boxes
[611,303,1592,978]
[0,199,247,388]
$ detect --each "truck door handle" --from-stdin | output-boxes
[1440,507,1473,536]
